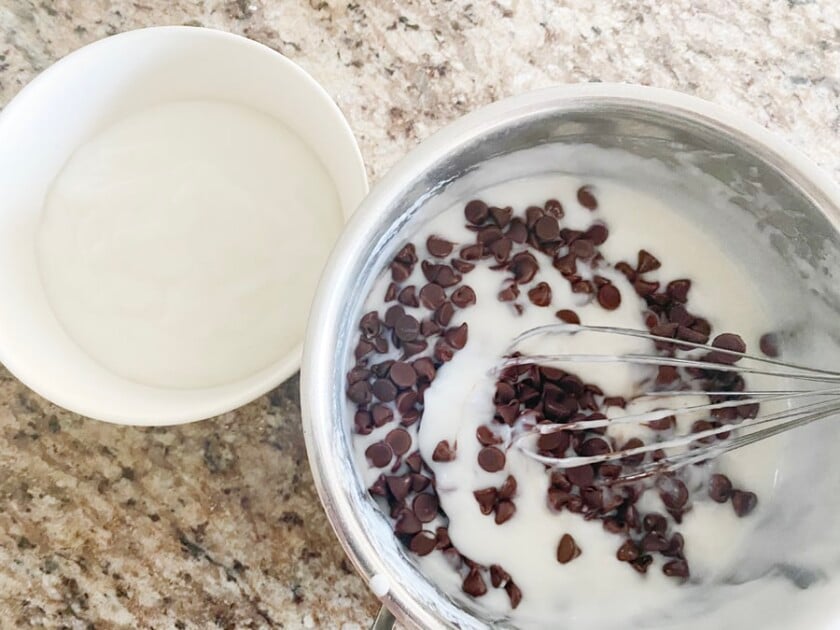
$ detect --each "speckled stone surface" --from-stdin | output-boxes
[0,1,838,628]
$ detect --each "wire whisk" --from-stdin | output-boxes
[501,324,840,483]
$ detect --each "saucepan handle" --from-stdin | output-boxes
[370,606,396,630]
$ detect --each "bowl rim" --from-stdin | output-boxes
[0,26,368,426]
[301,83,840,628]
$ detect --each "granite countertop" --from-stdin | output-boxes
[0,1,838,628]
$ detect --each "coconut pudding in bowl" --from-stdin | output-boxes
[302,85,840,629]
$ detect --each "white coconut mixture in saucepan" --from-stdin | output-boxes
[347,145,840,629]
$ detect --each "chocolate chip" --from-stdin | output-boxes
[390,261,411,282]
[582,487,604,510]
[604,396,627,409]
[371,404,393,427]
[416,283,443,310]
[360,311,381,338]
[405,451,422,472]
[347,380,372,404]
[527,282,552,306]
[617,539,639,562]
[385,282,398,302]
[647,414,676,431]
[398,285,419,307]
[412,358,436,383]
[658,478,689,510]
[490,564,509,588]
[585,223,608,245]
[760,332,780,357]
[451,285,476,308]
[347,366,371,385]
[498,283,520,302]
[619,438,644,465]
[478,446,506,472]
[615,261,636,281]
[663,533,685,558]
[389,361,417,389]
[490,237,513,262]
[451,258,475,273]
[566,464,594,488]
[394,244,417,265]
[556,533,582,563]
[708,333,746,364]
[543,199,563,219]
[462,568,487,597]
[386,474,411,501]
[413,493,439,522]
[643,513,667,533]
[385,428,412,456]
[435,527,451,549]
[474,487,498,515]
[579,437,610,456]
[395,389,418,414]
[663,559,690,578]
[444,323,469,349]
[394,314,420,342]
[506,218,528,243]
[577,186,598,210]
[637,249,661,273]
[705,474,733,504]
[641,531,669,552]
[667,279,691,303]
[537,430,570,453]
[372,335,388,354]
[570,238,595,259]
[692,318,712,336]
[495,500,516,525]
[369,475,387,496]
[411,473,430,492]
[634,277,660,296]
[365,441,392,468]
[476,425,502,446]
[395,508,422,535]
[597,284,621,310]
[505,581,522,609]
[384,304,405,327]
[731,490,758,517]
[490,206,513,227]
[427,235,454,258]
[460,244,483,261]
[555,309,581,325]
[372,378,397,402]
[600,464,623,480]
[499,475,517,500]
[510,252,539,283]
[432,264,462,288]
[409,531,437,556]
[572,280,593,294]
[549,254,575,280]
[525,206,544,227]
[435,302,455,326]
[401,340,427,359]
[534,216,561,242]
[432,440,455,462]
[631,555,653,574]
[433,339,454,363]
[551,471,571,491]
[603,517,627,534]
[477,225,504,246]
[465,199,489,225]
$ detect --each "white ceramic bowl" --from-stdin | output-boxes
[0,27,367,425]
